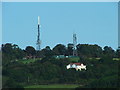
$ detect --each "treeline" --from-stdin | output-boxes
[1,43,120,88]
[2,43,120,62]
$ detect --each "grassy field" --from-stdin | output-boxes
[113,58,120,60]
[25,84,80,89]
[69,57,79,62]
[19,58,41,64]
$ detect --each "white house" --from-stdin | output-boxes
[66,63,86,71]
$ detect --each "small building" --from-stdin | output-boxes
[66,63,86,71]
[53,55,66,59]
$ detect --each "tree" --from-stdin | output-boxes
[12,44,26,59]
[103,46,115,57]
[116,48,120,58]
[77,44,103,58]
[2,43,25,66]
[36,46,54,58]
[66,43,73,56]
[2,77,24,88]
[52,44,67,55]
[25,46,36,58]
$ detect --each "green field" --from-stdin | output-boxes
[113,58,120,60]
[25,84,80,89]
[18,58,41,64]
[69,57,79,62]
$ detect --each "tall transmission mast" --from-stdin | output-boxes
[73,33,77,56]
[36,16,41,51]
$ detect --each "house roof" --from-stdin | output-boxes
[70,63,81,66]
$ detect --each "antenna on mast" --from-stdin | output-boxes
[36,16,41,51]
[73,33,77,56]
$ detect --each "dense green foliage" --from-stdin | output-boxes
[25,84,79,88]
[1,43,119,88]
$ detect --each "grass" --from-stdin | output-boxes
[89,58,101,60]
[25,84,80,89]
[19,58,41,64]
[113,58,120,60]
[69,57,79,62]
[18,57,80,64]
[89,58,120,61]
